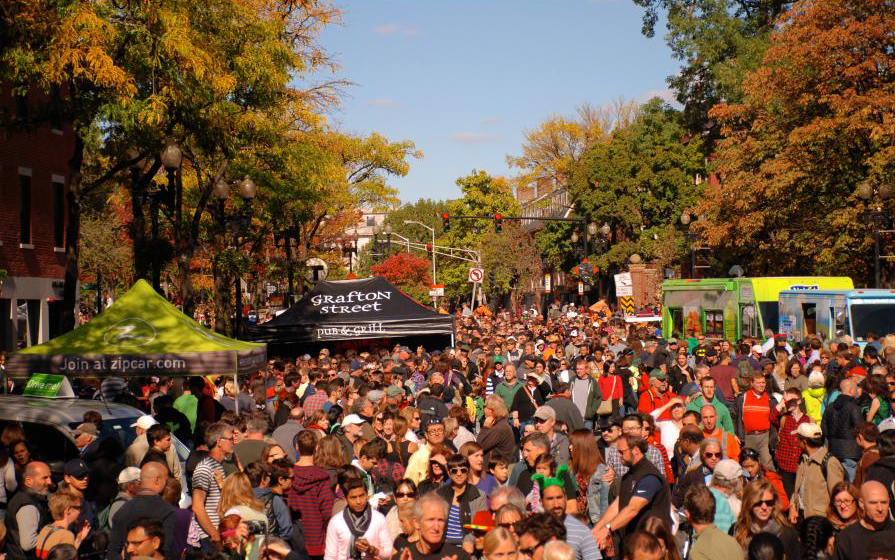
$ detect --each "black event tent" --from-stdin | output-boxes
[249,277,455,344]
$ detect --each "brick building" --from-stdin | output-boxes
[0,89,74,351]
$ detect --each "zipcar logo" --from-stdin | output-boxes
[103,318,157,347]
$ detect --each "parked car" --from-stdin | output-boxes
[0,394,191,505]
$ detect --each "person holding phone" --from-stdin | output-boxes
[324,470,392,560]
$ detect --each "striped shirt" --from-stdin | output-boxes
[188,456,224,543]
[446,504,464,543]
[563,514,602,560]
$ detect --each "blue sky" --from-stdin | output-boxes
[317,0,679,203]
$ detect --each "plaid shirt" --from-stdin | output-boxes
[301,391,328,421]
[774,412,810,473]
[605,443,666,479]
[371,458,406,491]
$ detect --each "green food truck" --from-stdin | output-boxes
[660,277,854,342]
[778,288,895,345]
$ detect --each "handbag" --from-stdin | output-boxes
[596,376,617,416]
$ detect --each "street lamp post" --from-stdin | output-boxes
[680,212,699,279]
[858,180,893,288]
[342,238,358,274]
[404,220,437,306]
[213,175,257,338]
[147,141,182,293]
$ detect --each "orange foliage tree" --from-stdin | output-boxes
[698,0,895,282]
[371,252,432,306]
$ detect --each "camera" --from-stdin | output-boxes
[245,520,268,535]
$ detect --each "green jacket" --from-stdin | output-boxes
[571,376,604,420]
[686,395,734,434]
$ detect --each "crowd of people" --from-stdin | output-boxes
[3,303,895,560]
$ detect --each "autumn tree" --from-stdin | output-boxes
[507,101,639,196]
[371,252,432,305]
[698,0,895,283]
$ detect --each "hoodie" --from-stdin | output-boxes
[802,386,826,423]
[287,465,336,556]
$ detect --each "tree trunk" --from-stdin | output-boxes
[61,136,85,333]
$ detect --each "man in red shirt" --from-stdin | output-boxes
[733,371,779,472]
[638,370,678,421]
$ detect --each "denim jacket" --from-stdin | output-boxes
[586,463,611,525]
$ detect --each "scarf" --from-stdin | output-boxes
[343,505,372,559]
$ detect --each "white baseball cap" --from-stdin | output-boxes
[342,414,365,426]
[117,467,141,485]
[130,415,158,430]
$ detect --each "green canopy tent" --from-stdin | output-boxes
[5,280,267,380]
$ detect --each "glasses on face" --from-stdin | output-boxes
[449,467,469,475]
[427,428,445,436]
[754,499,776,508]
[430,461,446,469]
[395,491,417,499]
[532,417,548,425]
[704,452,722,459]
[835,498,855,506]
[519,543,543,557]
[126,537,150,547]
[498,521,521,532]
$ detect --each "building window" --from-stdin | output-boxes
[20,174,32,244]
[53,180,65,247]
[366,216,376,227]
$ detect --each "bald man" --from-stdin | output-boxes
[834,481,895,560]
[700,404,740,461]
[5,461,52,560]
[106,462,176,560]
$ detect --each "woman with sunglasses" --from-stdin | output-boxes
[732,479,801,560]
[739,447,789,511]
[436,454,487,546]
[416,445,451,495]
[384,479,418,541]
[494,504,524,537]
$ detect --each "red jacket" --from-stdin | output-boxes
[638,389,678,420]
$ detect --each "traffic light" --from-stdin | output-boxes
[441,212,450,232]
[426,242,433,256]
[489,270,495,284]
[495,213,503,233]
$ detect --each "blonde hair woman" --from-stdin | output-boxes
[399,406,422,444]
[218,472,265,518]
[483,527,518,560]
[476,394,516,463]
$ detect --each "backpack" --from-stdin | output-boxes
[97,495,128,531]
[260,492,281,537]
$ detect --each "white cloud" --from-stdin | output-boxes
[373,23,421,36]
[451,132,500,144]
[638,88,679,106]
[368,98,401,109]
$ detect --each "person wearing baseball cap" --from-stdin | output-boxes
[791,423,845,522]
[108,467,142,529]
[60,458,97,540]
[638,370,679,421]
[124,415,158,467]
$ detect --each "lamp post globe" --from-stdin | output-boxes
[571,231,579,243]
[238,176,256,200]
[680,212,691,226]
[587,222,598,236]
[630,253,642,264]
[213,179,229,200]
[160,142,182,171]
[600,223,611,236]
[858,180,873,200]
[384,223,393,235]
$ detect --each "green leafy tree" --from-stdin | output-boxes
[632,0,791,136]
[570,99,705,274]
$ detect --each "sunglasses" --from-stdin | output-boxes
[430,461,447,468]
[704,452,722,459]
[449,467,469,475]
[395,491,417,499]
[520,544,543,557]
[498,521,521,532]
[755,499,776,508]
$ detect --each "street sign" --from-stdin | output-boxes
[429,284,445,297]
[266,283,277,295]
[304,257,328,283]
[578,281,584,295]
[614,272,633,297]
[544,273,552,293]
[468,267,484,283]
[579,262,594,280]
